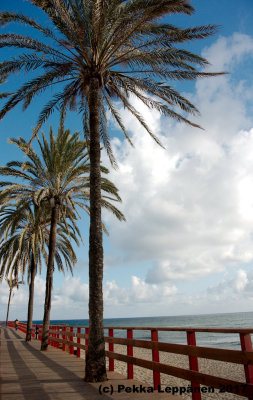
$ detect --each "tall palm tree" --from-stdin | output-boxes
[0,126,124,351]
[0,201,79,341]
[0,0,224,380]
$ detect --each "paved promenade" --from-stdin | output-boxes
[0,327,178,400]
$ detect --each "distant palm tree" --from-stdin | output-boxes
[0,126,125,350]
[0,201,79,341]
[5,276,24,327]
[0,0,223,380]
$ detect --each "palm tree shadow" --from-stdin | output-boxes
[20,341,112,399]
[6,340,51,400]
[3,329,12,339]
[5,328,22,340]
[2,329,112,399]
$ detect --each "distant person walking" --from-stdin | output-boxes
[14,319,19,331]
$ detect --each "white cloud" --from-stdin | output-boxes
[55,277,89,302]
[0,273,178,320]
[102,32,253,288]
[1,269,253,320]
[130,276,177,303]
[202,33,253,70]
[233,269,249,293]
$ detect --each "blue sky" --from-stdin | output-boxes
[1,0,253,321]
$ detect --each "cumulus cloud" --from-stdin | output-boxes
[102,33,253,289]
[55,276,177,308]
[102,269,253,317]
[55,277,89,302]
[0,273,178,320]
[233,269,249,293]
[1,269,253,321]
[202,33,253,70]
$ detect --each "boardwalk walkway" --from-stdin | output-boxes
[0,327,177,400]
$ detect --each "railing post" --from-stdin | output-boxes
[151,329,161,390]
[69,327,74,355]
[49,325,52,344]
[240,333,253,385]
[51,325,53,346]
[65,325,70,353]
[38,325,42,341]
[85,327,89,356]
[187,331,201,400]
[32,324,35,339]
[109,328,114,371]
[127,329,133,379]
[56,326,60,348]
[52,326,55,347]
[77,327,81,358]
[62,326,66,352]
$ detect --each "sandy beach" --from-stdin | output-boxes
[79,341,246,399]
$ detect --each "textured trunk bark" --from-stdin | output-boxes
[26,255,36,341]
[84,77,107,382]
[6,289,12,327]
[41,203,58,351]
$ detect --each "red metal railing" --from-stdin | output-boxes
[7,322,253,399]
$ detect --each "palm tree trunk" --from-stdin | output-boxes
[6,288,12,327]
[84,77,107,382]
[26,255,36,341]
[41,202,58,351]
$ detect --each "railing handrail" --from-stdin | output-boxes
[9,322,253,334]
[41,325,253,334]
[103,326,253,333]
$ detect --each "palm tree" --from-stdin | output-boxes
[5,276,24,327]
[0,0,224,380]
[0,201,79,341]
[0,126,125,351]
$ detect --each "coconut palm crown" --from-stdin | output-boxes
[0,0,224,381]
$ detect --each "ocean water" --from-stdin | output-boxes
[33,311,253,350]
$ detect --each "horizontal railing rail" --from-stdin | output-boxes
[7,322,253,399]
[104,327,253,334]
